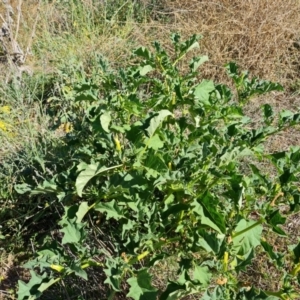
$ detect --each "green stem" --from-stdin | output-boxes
[264,290,287,300]
[232,219,263,238]
[172,52,187,67]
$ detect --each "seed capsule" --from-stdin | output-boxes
[50,264,64,272]
[114,136,122,152]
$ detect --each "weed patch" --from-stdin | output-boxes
[12,34,300,299]
[1,1,300,299]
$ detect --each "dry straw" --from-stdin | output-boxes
[153,0,300,86]
[126,0,300,92]
[0,0,39,82]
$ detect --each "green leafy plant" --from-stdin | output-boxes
[16,33,300,299]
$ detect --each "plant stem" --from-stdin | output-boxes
[232,219,263,238]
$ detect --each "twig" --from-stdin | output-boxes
[14,0,22,41]
[61,279,72,300]
[24,0,41,63]
[0,13,5,23]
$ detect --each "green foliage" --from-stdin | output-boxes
[0,72,71,246]
[15,33,300,299]
[100,0,168,23]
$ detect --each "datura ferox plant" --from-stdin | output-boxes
[16,34,300,300]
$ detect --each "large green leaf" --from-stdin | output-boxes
[134,46,152,60]
[235,248,255,272]
[17,271,58,300]
[192,202,224,234]
[192,194,226,234]
[31,178,63,195]
[292,241,300,263]
[145,134,164,150]
[189,55,209,72]
[76,163,121,197]
[14,183,32,194]
[76,201,90,223]
[192,266,211,287]
[159,282,189,300]
[266,210,287,236]
[261,240,284,267]
[232,219,262,256]
[70,261,88,280]
[94,200,124,220]
[201,286,225,300]
[146,110,172,137]
[194,80,215,106]
[139,65,153,76]
[160,280,203,300]
[104,260,122,292]
[239,287,281,300]
[127,269,158,300]
[196,229,224,254]
[60,219,85,244]
[100,111,111,133]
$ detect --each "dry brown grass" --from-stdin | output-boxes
[2,0,300,88]
[0,252,17,299]
[4,1,300,90]
[148,0,300,86]
[0,0,40,79]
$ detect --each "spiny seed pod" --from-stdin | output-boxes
[224,251,229,264]
[114,136,121,152]
[291,264,300,276]
[171,92,176,105]
[50,264,65,272]
[137,251,149,261]
[223,251,229,271]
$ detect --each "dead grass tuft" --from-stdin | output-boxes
[0,252,18,299]
[156,0,300,87]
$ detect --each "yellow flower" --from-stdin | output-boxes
[0,120,7,131]
[64,122,73,133]
[0,106,11,114]
[58,122,73,133]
